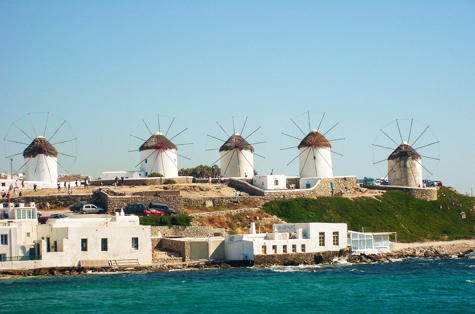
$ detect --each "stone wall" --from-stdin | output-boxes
[97,190,183,213]
[228,176,357,198]
[253,248,350,266]
[9,195,93,209]
[91,177,193,186]
[367,185,437,201]
[160,239,188,261]
[151,226,226,238]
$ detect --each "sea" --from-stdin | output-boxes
[1,258,474,314]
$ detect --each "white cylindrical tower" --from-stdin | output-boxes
[219,132,254,178]
[388,142,423,187]
[23,136,58,183]
[139,131,178,177]
[298,130,333,178]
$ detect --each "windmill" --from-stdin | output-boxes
[281,111,344,178]
[3,112,77,184]
[128,114,193,178]
[206,116,266,178]
[372,119,440,187]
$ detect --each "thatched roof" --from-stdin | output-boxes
[388,143,421,160]
[139,132,177,151]
[219,133,254,152]
[23,136,58,158]
[298,130,332,149]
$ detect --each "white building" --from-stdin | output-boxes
[0,205,152,269]
[100,171,146,180]
[388,142,423,187]
[348,231,397,254]
[139,131,178,178]
[219,132,254,178]
[225,222,348,261]
[23,136,58,184]
[298,130,333,178]
[0,203,39,262]
[252,175,287,190]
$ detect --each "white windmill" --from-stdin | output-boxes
[129,114,193,178]
[281,111,344,179]
[373,119,440,187]
[4,112,77,186]
[207,116,266,178]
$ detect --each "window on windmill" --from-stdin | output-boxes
[313,156,316,160]
[274,179,278,186]
[145,159,147,163]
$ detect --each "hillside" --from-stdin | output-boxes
[261,187,475,242]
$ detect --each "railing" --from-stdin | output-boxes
[0,255,41,262]
[108,259,140,266]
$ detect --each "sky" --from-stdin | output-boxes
[1,1,474,194]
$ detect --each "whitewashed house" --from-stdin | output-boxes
[0,202,40,262]
[100,170,146,180]
[348,231,397,254]
[252,175,287,190]
[225,222,348,261]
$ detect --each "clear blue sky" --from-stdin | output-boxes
[1,1,474,194]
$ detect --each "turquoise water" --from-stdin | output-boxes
[1,258,474,313]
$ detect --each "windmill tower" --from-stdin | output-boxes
[139,131,178,177]
[281,111,344,179]
[387,142,422,187]
[4,112,77,185]
[207,116,266,178]
[130,114,193,178]
[219,132,254,177]
[23,136,58,183]
[373,119,440,187]
[298,130,333,178]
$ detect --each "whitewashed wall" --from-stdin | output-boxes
[220,149,254,178]
[298,147,333,178]
[140,149,178,177]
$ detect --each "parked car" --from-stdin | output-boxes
[70,202,85,212]
[363,177,375,188]
[143,209,165,216]
[49,214,68,219]
[149,203,176,215]
[433,181,443,186]
[120,203,147,215]
[423,179,436,187]
[38,216,49,224]
[80,204,105,214]
[381,180,389,186]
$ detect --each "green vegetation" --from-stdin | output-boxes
[261,187,475,242]
[163,179,176,185]
[140,215,192,227]
[179,164,220,178]
[148,172,163,177]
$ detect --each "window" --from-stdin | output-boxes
[333,232,339,246]
[101,238,108,251]
[262,245,266,254]
[81,239,88,251]
[46,238,50,252]
[144,159,148,163]
[53,241,57,252]
[301,244,306,252]
[1,234,7,245]
[283,245,287,253]
[272,245,277,254]
[292,244,296,253]
[274,179,279,186]
[26,232,30,237]
[132,237,139,250]
[319,232,325,246]
[0,254,5,261]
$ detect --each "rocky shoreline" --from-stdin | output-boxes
[1,241,474,278]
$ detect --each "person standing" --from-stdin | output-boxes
[1,190,5,198]
[6,192,10,201]
[114,182,117,191]
[33,183,37,193]
[208,176,212,185]
[57,183,61,193]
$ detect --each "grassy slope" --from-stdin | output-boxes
[261,187,475,242]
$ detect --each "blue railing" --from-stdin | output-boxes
[0,255,41,262]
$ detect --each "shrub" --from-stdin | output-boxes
[148,172,164,177]
[163,179,176,185]
[139,215,191,227]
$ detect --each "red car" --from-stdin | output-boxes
[142,209,165,216]
[38,216,50,224]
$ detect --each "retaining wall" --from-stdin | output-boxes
[8,195,93,209]
[91,177,193,186]
[97,190,183,213]
[366,185,437,201]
